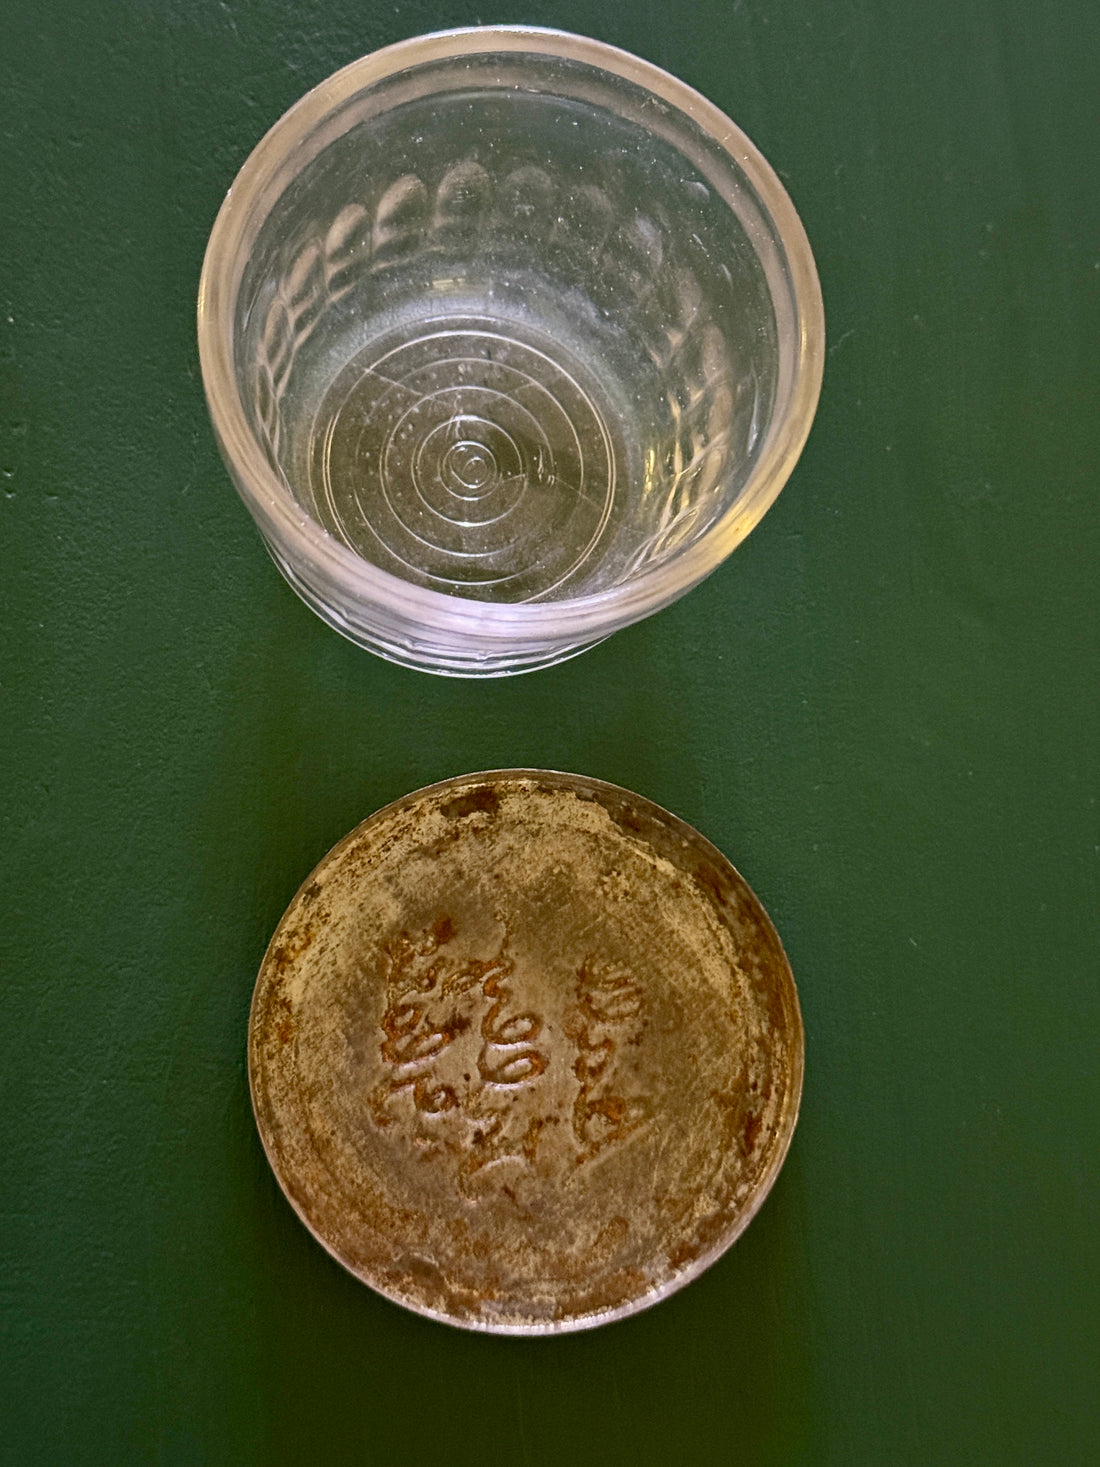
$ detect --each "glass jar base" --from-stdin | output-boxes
[265,542,607,677]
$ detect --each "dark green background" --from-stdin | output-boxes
[2,1,1096,1461]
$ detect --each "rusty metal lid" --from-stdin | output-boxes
[248,770,804,1334]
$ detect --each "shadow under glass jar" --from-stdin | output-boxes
[198,27,825,676]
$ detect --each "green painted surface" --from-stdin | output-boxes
[2,1,1096,1461]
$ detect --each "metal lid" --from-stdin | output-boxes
[248,770,803,1333]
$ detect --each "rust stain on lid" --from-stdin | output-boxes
[248,770,804,1334]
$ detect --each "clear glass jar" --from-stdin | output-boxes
[198,27,824,675]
